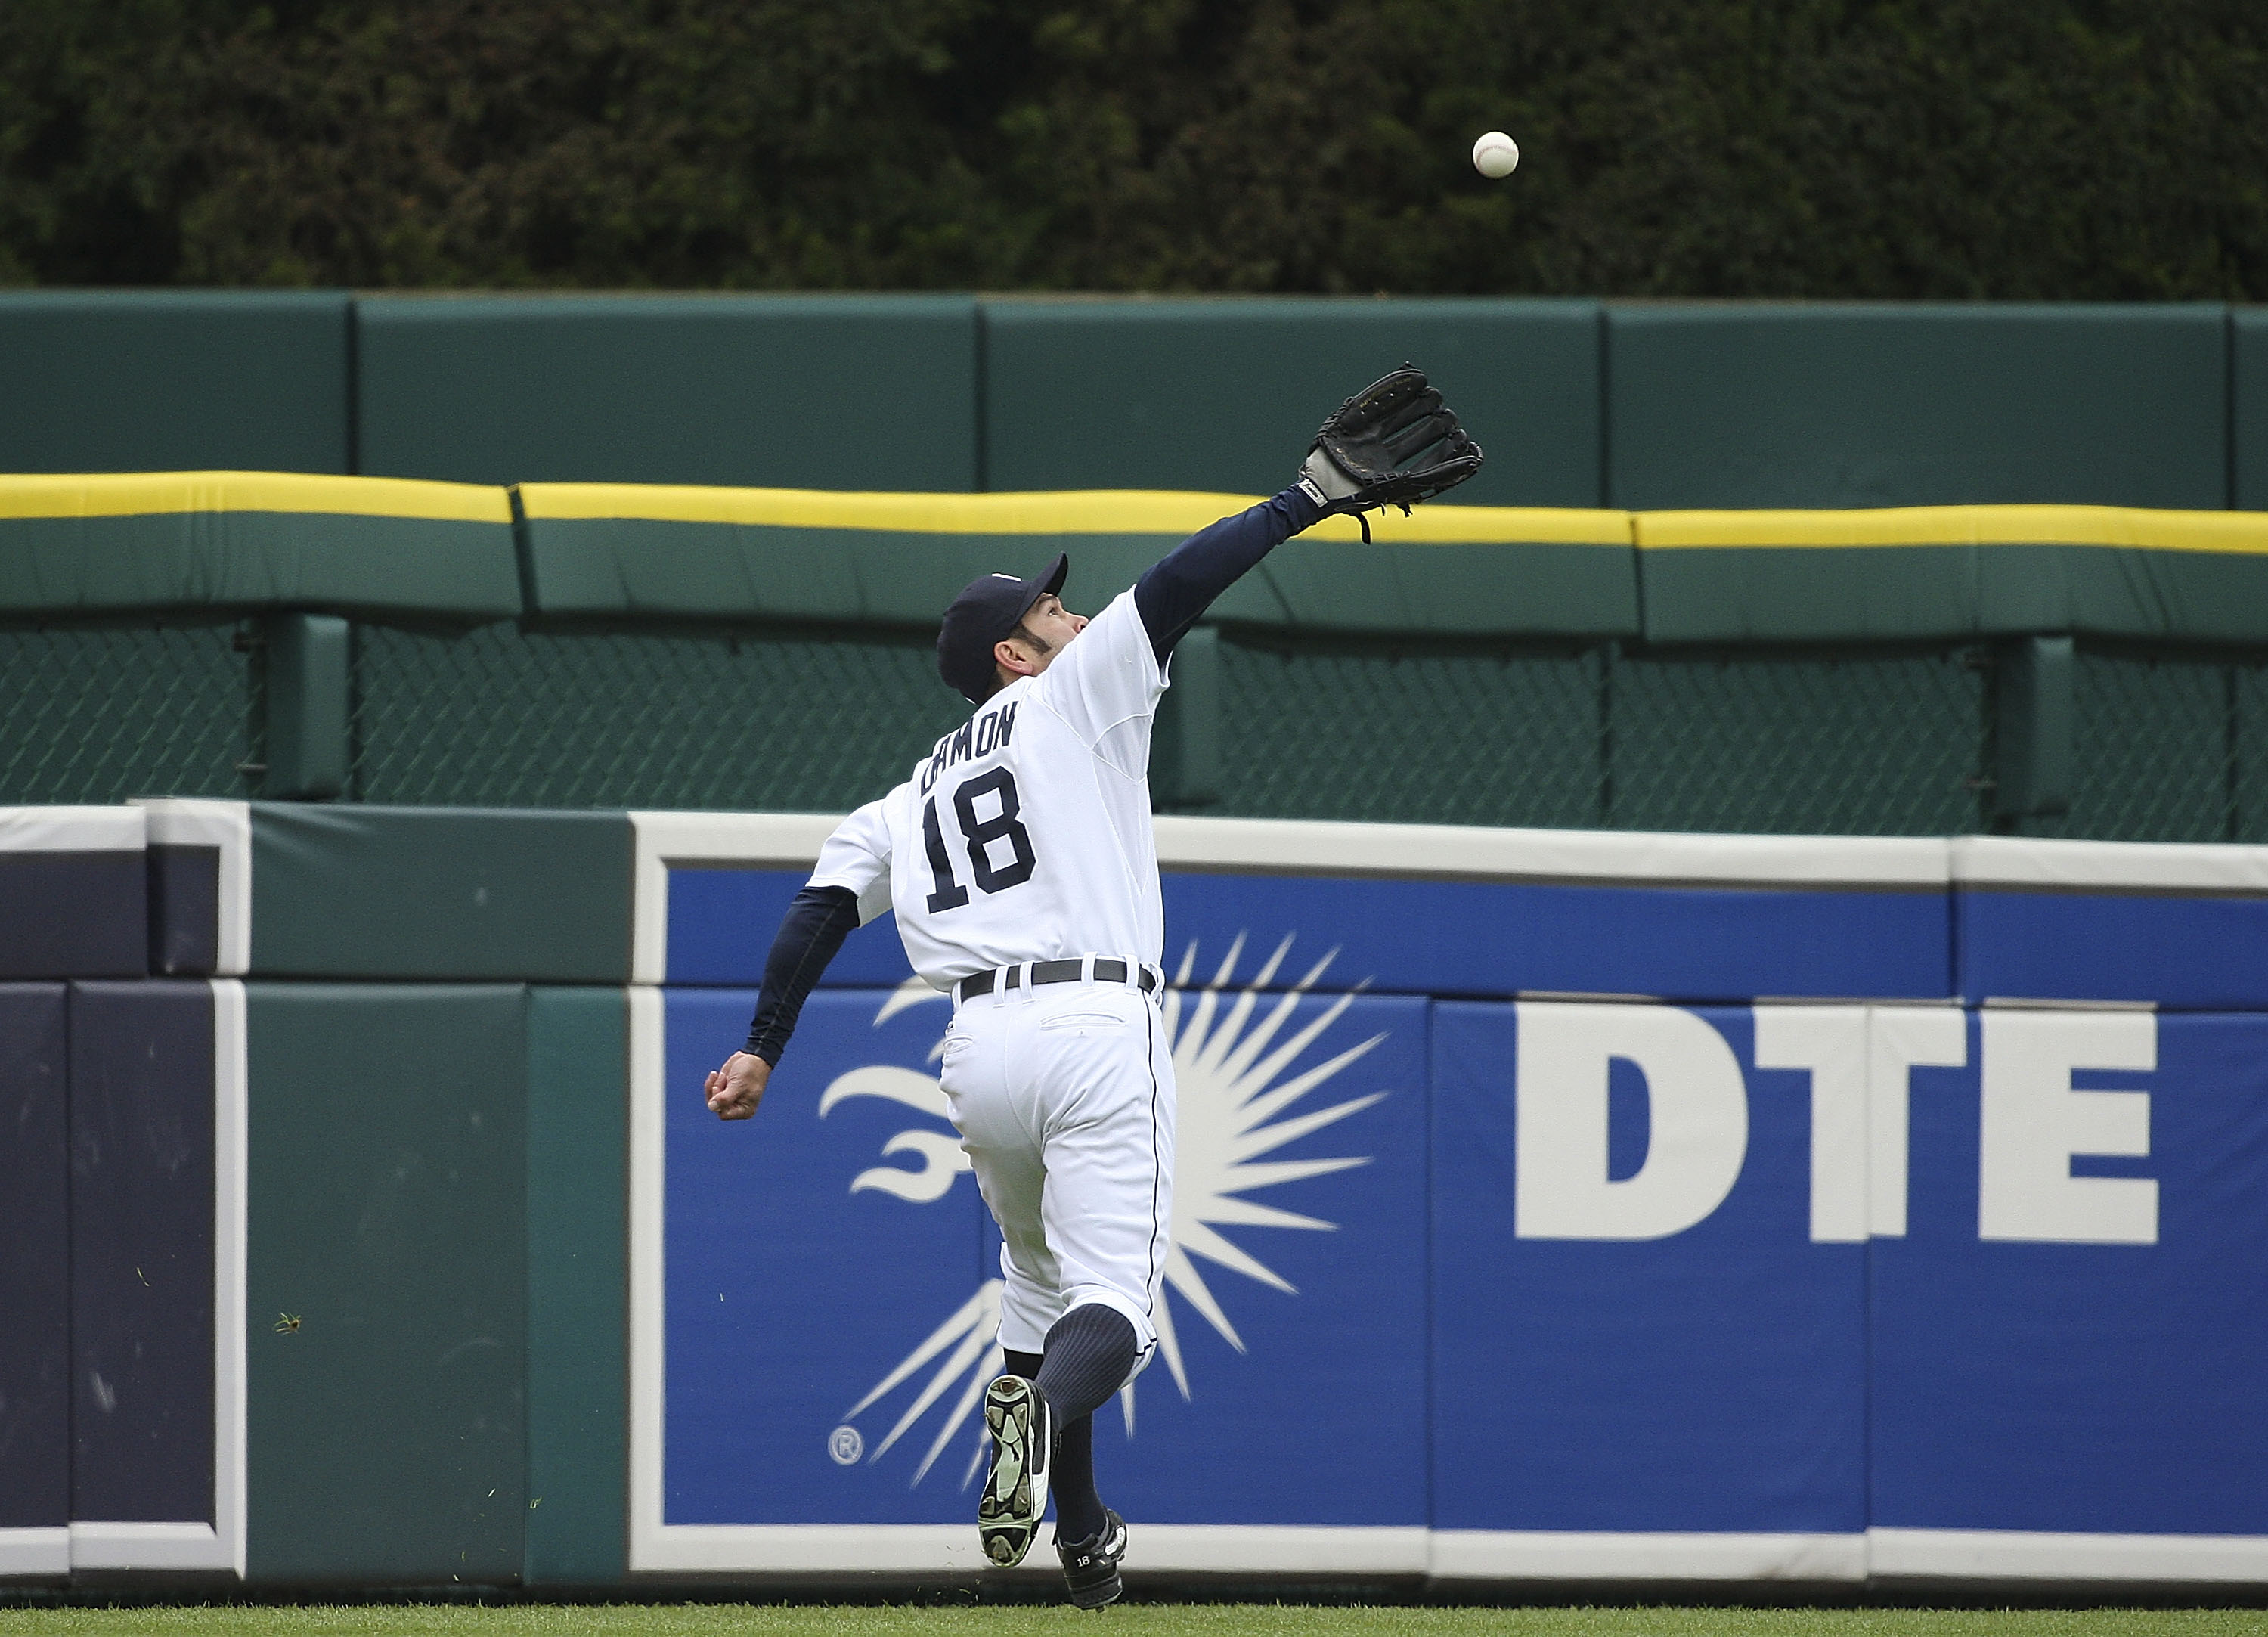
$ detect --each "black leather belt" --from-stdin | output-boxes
[957,957,1160,1004]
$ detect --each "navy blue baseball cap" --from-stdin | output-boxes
[937,553,1069,704]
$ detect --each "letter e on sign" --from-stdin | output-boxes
[1978,1009,2156,1245]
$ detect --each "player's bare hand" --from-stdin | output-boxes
[705,1051,770,1121]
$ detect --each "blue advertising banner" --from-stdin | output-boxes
[629,814,2268,1584]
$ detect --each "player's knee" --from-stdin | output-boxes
[1035,1303,1142,1424]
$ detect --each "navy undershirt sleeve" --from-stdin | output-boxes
[1134,485,1325,662]
[744,883,863,1065]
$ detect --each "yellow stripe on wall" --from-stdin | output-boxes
[1639,505,2268,555]
[518,482,1636,546]
[0,471,512,525]
[8,474,2261,557]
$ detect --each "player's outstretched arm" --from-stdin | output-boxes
[1132,367,1482,658]
[1132,483,1327,661]
[706,882,863,1123]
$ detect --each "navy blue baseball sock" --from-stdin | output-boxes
[1035,1304,1139,1424]
[1049,1414,1102,1543]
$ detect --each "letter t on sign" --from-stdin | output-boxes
[1753,1006,1966,1243]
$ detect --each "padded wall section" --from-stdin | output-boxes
[1431,1001,1865,1532]
[0,985,69,1536]
[248,806,631,981]
[1636,510,2268,646]
[2238,309,2268,513]
[1872,1010,2268,1534]
[355,297,979,491]
[525,986,628,1586]
[1607,305,2229,511]
[245,983,526,1584]
[147,846,221,977]
[0,475,518,620]
[515,484,1636,637]
[68,981,215,1524]
[1957,887,2268,1009]
[657,845,1950,1001]
[0,852,144,979]
[0,293,350,476]
[983,299,1603,509]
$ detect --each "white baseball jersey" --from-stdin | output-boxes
[807,588,1167,988]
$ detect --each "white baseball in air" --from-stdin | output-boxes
[1472,130,1520,179]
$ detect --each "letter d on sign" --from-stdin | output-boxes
[1515,1002,1749,1239]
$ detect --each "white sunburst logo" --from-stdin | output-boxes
[818,935,1388,1487]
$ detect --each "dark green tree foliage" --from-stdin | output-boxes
[1,0,2262,296]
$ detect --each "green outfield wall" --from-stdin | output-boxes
[1,293,2260,513]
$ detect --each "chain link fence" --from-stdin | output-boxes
[350,622,965,811]
[0,619,255,807]
[3,613,2266,842]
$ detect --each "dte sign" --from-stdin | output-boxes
[1512,1002,2158,1246]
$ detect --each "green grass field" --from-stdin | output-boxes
[2,1609,2266,1637]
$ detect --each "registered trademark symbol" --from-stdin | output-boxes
[828,1425,863,1465]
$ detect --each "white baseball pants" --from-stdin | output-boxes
[939,961,1176,1363]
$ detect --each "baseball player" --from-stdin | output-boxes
[704,368,1479,1608]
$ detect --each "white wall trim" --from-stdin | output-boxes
[1431,1530,1867,1581]
[625,984,671,1573]
[1953,834,2268,894]
[634,1524,994,1574]
[1869,1527,2268,1582]
[210,978,249,1577]
[68,1522,231,1572]
[136,799,252,975]
[0,1529,68,1577]
[1154,817,1948,889]
[0,805,144,853]
[627,812,846,985]
[1139,1526,1430,1573]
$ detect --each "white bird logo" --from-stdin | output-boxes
[820,935,1388,1486]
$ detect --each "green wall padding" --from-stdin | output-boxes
[519,517,1165,624]
[2237,310,2268,512]
[0,473,518,619]
[1606,304,2229,511]
[981,299,1604,508]
[0,292,350,477]
[246,982,527,1586]
[248,806,633,981]
[1641,542,2268,645]
[354,296,980,491]
[524,986,628,1586]
[1238,541,1636,637]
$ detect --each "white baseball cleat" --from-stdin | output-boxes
[978,1375,1053,1567]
